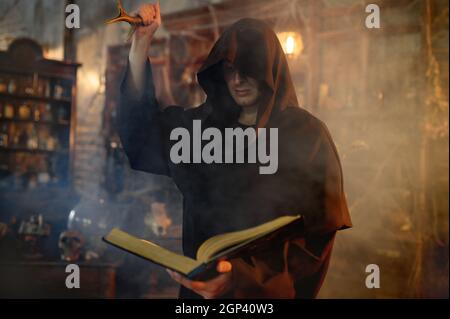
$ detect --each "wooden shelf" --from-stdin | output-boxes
[0,92,72,104]
[0,147,68,154]
[0,118,70,126]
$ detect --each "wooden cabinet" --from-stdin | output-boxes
[0,38,80,191]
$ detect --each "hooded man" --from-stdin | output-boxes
[117,3,352,299]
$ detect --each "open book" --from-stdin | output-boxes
[103,215,303,280]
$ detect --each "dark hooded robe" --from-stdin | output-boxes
[117,18,352,299]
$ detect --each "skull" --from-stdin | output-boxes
[58,230,85,262]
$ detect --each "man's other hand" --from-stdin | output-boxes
[166,260,234,299]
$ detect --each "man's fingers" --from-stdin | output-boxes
[217,260,232,273]
[166,268,232,299]
[143,6,152,25]
[166,269,206,291]
[138,4,156,26]
[167,269,188,287]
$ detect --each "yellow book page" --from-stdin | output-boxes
[105,228,201,275]
[196,215,301,262]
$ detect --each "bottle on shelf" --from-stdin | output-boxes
[0,123,8,147]
[40,103,53,122]
[37,126,47,150]
[38,103,46,121]
[18,103,32,120]
[47,134,58,151]
[37,78,44,97]
[27,124,38,150]
[38,171,51,185]
[24,77,34,95]
[3,103,14,119]
[54,80,64,99]
[0,77,7,93]
[41,103,53,122]
[33,103,41,121]
[7,78,17,94]
[28,173,39,189]
[37,126,57,151]
[44,78,51,98]
[36,155,51,185]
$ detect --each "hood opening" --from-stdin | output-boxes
[197,18,299,128]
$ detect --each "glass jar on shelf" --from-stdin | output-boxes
[36,78,45,97]
[40,103,53,122]
[54,80,64,99]
[46,103,53,121]
[43,78,51,98]
[37,103,46,121]
[37,77,51,98]
[33,103,41,121]
[24,77,34,95]
[38,126,58,151]
[0,77,7,93]
[47,134,58,151]
[18,103,32,120]
[36,155,51,185]
[37,126,49,150]
[27,124,38,150]
[3,103,14,119]
[8,78,17,94]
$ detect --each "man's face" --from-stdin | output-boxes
[223,61,260,107]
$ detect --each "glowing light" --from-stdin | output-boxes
[85,71,100,91]
[277,32,304,58]
[69,210,75,220]
[286,36,296,54]
[43,46,64,60]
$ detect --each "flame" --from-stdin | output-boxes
[285,35,296,54]
[277,32,304,57]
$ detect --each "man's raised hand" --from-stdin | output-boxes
[133,2,161,43]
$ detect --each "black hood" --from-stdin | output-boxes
[197,18,299,128]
